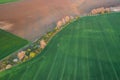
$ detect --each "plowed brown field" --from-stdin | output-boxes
[0,0,119,41]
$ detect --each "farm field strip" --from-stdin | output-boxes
[0,0,18,4]
[0,29,28,60]
[0,12,120,80]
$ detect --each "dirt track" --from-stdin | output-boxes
[0,0,120,41]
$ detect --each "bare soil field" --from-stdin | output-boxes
[0,0,120,41]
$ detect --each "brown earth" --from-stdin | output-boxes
[0,0,120,41]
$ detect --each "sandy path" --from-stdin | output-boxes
[0,0,120,41]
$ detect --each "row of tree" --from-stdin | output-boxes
[56,16,74,29]
[0,44,41,71]
[91,7,110,14]
[0,15,76,72]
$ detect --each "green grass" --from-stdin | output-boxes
[0,0,19,4]
[0,29,28,60]
[0,12,120,80]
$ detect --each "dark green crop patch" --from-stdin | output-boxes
[0,0,19,4]
[0,29,28,60]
